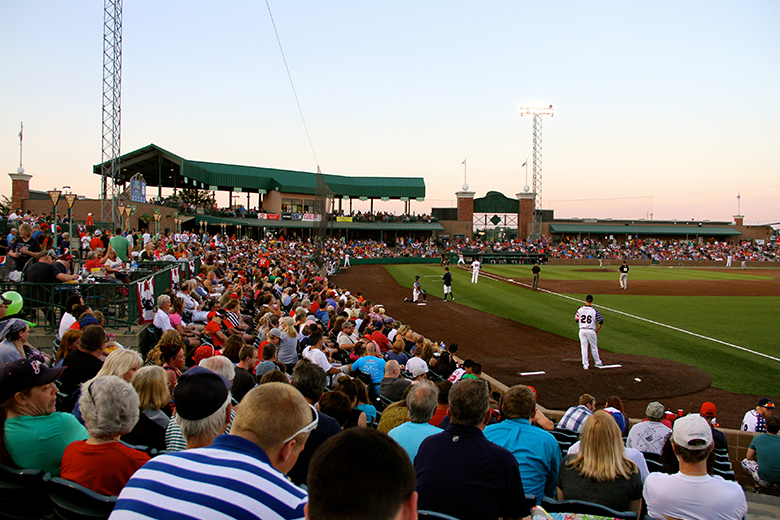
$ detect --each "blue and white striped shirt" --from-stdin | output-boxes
[110,434,307,520]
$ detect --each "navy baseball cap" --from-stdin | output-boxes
[173,367,231,421]
[586,295,594,302]
[0,359,65,402]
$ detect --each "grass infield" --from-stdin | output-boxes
[385,264,779,396]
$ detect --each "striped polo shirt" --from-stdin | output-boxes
[110,434,307,520]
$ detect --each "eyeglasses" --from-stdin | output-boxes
[282,403,319,444]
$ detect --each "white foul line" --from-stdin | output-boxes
[470,267,780,364]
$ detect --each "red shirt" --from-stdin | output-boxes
[205,320,226,348]
[90,237,103,251]
[61,440,149,496]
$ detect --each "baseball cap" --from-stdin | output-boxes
[700,402,717,418]
[0,358,65,403]
[672,414,713,450]
[173,366,231,421]
[80,316,100,328]
[94,230,102,236]
[646,401,665,420]
[268,328,283,339]
[759,398,775,409]
[586,294,594,302]
[59,253,74,261]
[407,357,428,378]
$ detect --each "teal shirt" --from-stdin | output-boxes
[750,433,780,484]
[4,412,88,476]
[109,235,131,262]
[484,417,562,503]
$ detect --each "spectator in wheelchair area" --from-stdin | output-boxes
[742,415,780,491]
[643,414,747,520]
[61,375,149,496]
[305,428,418,520]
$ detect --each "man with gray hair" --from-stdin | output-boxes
[172,366,232,450]
[388,381,441,460]
[626,401,671,455]
[414,378,530,520]
[153,294,174,332]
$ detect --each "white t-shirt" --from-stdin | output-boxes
[302,346,332,373]
[643,472,747,520]
[626,421,672,455]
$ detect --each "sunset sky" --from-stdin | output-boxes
[1,1,778,224]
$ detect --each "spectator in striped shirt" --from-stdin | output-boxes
[557,393,597,433]
[111,382,313,520]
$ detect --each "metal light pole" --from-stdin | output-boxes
[63,188,77,254]
[153,210,161,236]
[518,104,555,239]
[47,189,62,250]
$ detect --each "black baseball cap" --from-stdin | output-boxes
[586,295,594,302]
[173,366,232,421]
[0,358,65,402]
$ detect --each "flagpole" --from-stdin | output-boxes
[19,122,23,169]
[462,158,467,185]
[737,192,741,215]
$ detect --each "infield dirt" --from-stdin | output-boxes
[334,264,777,429]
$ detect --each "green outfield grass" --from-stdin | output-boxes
[385,264,780,396]
[487,264,777,281]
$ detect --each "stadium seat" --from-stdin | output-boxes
[418,510,462,519]
[550,428,579,456]
[641,451,664,473]
[45,476,117,520]
[0,465,52,520]
[540,497,638,520]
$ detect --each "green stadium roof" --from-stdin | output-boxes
[94,144,425,199]
[186,214,443,231]
[549,223,742,236]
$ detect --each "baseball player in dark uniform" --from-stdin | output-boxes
[442,267,455,301]
[531,262,541,291]
[404,275,427,303]
[619,261,629,290]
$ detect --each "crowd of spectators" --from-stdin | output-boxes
[447,236,780,262]
[0,216,778,519]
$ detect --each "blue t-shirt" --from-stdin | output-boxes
[351,356,386,385]
[388,421,442,461]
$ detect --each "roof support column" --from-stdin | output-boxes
[157,155,162,200]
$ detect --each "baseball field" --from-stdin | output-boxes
[334,263,780,429]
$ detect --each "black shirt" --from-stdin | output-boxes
[231,367,256,403]
[24,261,59,284]
[60,350,103,404]
[11,237,41,271]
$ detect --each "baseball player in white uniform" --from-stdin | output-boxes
[471,259,481,284]
[457,253,465,265]
[404,275,427,303]
[575,294,603,370]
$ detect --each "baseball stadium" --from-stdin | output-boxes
[3,3,779,517]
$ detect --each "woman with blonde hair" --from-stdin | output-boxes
[97,349,143,382]
[557,410,643,514]
[277,316,299,372]
[122,365,171,451]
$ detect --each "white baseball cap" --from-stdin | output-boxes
[672,414,713,450]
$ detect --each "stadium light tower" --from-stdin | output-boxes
[101,0,123,229]
[518,104,554,239]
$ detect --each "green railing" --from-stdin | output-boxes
[348,257,442,266]
[0,258,200,333]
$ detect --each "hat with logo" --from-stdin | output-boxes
[0,358,65,403]
[672,414,713,450]
[759,398,775,409]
